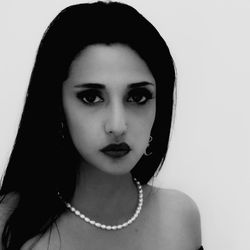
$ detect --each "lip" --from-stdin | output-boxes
[100,143,131,158]
[102,150,130,158]
[100,143,131,152]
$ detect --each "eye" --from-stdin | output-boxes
[127,89,154,105]
[76,90,103,105]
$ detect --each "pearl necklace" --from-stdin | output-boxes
[58,178,143,230]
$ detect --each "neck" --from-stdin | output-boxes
[70,162,138,225]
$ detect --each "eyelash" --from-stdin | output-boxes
[76,89,154,106]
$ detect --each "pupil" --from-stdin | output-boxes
[133,94,142,102]
[87,95,96,102]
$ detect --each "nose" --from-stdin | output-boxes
[105,99,128,138]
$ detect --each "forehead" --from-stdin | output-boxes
[65,43,156,89]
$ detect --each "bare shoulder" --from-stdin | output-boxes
[0,193,48,250]
[154,187,200,214]
[0,193,20,243]
[0,192,19,222]
[144,185,202,248]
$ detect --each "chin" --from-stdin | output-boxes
[96,154,137,175]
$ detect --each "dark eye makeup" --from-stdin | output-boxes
[76,89,102,105]
[75,88,154,106]
[127,88,154,105]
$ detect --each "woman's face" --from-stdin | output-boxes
[62,43,156,176]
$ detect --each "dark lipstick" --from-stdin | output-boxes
[100,143,131,158]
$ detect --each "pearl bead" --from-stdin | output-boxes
[58,178,143,231]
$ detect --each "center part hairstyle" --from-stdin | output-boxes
[0,1,176,249]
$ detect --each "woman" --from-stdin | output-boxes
[0,1,203,249]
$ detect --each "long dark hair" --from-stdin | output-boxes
[0,1,176,249]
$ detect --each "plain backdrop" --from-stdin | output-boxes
[0,0,250,249]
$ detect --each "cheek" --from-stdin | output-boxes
[136,102,156,130]
[66,111,99,148]
[63,98,98,149]
[131,104,156,147]
[148,103,156,128]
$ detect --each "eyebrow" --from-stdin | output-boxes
[73,81,154,89]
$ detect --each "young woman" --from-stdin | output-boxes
[0,1,203,249]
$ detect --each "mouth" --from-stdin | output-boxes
[100,143,131,159]
[101,150,130,158]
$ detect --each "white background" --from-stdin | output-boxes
[0,1,250,249]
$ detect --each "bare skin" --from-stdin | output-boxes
[19,185,201,250]
[1,44,201,249]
